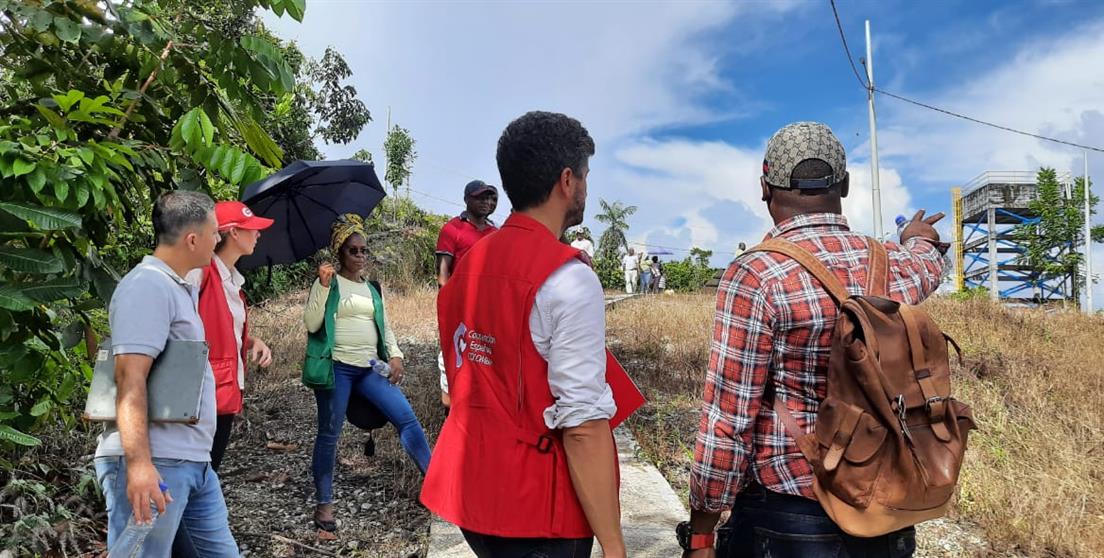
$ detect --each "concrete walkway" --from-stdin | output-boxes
[426,428,686,557]
[427,292,686,557]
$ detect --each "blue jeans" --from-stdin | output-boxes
[639,271,653,293]
[312,361,432,504]
[717,483,915,558]
[94,456,239,557]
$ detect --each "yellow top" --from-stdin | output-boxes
[304,274,403,367]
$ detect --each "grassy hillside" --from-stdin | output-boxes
[610,292,1104,557]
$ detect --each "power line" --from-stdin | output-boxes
[828,1,1104,154]
[830,0,868,89]
[873,87,1104,154]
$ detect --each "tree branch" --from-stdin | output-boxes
[107,38,174,140]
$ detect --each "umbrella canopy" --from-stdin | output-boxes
[645,248,674,256]
[237,160,387,270]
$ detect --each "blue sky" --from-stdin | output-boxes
[267,0,1104,303]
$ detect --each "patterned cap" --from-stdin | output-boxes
[762,121,847,189]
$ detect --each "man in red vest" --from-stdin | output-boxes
[435,180,499,409]
[423,111,625,558]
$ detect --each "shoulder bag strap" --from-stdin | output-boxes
[865,237,889,297]
[750,238,850,304]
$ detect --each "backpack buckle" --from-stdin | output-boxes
[925,396,945,412]
[925,396,947,419]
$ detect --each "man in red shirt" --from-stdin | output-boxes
[435,180,499,407]
[680,122,948,557]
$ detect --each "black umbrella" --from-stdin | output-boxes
[237,160,387,270]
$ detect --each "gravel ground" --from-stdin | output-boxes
[217,338,445,558]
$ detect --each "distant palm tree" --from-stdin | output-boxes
[595,199,637,260]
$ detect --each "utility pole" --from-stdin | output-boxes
[1086,151,1094,314]
[865,20,884,240]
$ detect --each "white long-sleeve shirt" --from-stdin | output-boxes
[531,259,617,429]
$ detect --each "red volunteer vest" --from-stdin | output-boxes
[421,213,612,539]
[197,259,249,416]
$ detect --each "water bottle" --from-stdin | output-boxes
[895,214,908,237]
[369,359,391,378]
[108,481,169,558]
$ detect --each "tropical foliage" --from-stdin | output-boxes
[0,0,379,452]
[1014,167,1102,304]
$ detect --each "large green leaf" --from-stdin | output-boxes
[53,16,81,43]
[31,9,53,32]
[27,168,46,193]
[52,90,85,113]
[180,110,200,149]
[286,0,306,21]
[0,285,36,311]
[239,118,283,167]
[198,109,215,147]
[22,277,86,302]
[12,158,35,177]
[230,151,248,184]
[90,265,119,304]
[0,246,65,274]
[29,399,51,417]
[0,425,41,447]
[34,104,68,130]
[0,202,82,230]
[55,180,70,202]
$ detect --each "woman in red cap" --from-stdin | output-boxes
[186,200,275,470]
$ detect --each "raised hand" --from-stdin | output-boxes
[318,263,336,288]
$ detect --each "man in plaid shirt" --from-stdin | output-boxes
[678,122,948,558]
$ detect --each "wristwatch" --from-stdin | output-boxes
[676,521,715,551]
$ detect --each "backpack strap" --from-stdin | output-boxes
[750,239,850,304]
[865,237,889,297]
[772,398,819,463]
[898,304,952,441]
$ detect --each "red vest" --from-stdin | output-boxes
[421,213,612,539]
[197,259,249,416]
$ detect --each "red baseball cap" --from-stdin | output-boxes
[215,201,274,232]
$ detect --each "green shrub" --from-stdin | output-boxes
[662,258,717,292]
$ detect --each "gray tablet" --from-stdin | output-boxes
[83,339,209,424]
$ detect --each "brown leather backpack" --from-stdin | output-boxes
[751,237,976,537]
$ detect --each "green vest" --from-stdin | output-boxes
[302,278,390,390]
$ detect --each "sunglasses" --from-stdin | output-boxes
[344,246,369,256]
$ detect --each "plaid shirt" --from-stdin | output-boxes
[689,213,946,513]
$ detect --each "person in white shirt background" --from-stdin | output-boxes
[622,247,639,294]
[570,229,595,259]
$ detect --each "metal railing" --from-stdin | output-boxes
[963,170,1074,194]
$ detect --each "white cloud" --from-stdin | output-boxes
[843,162,914,237]
[264,1,799,226]
[601,137,915,264]
[607,137,768,260]
[870,16,1104,303]
[876,18,1104,188]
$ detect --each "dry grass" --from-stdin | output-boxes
[928,297,1104,558]
[608,292,1104,558]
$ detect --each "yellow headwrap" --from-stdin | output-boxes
[330,213,367,254]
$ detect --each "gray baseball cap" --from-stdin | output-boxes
[762,121,847,189]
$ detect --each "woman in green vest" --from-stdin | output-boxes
[303,214,432,533]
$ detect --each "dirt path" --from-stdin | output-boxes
[217,325,445,558]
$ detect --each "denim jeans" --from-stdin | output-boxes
[717,483,915,558]
[639,271,653,293]
[461,529,594,558]
[312,361,432,504]
[94,456,239,558]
